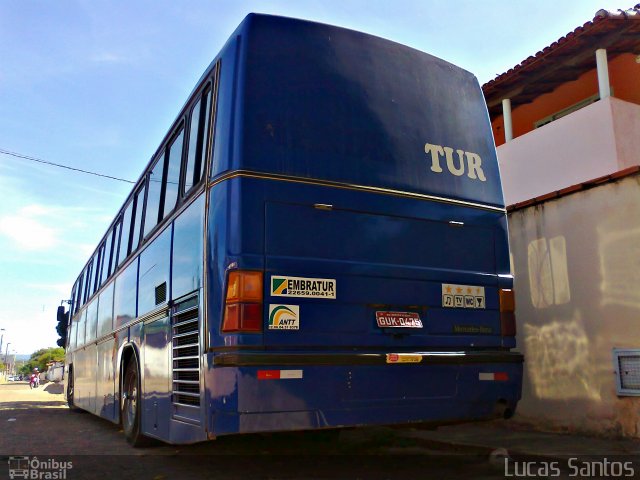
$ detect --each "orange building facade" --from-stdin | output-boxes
[491,53,640,146]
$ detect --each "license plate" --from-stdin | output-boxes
[376,311,423,328]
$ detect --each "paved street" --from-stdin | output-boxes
[0,381,508,480]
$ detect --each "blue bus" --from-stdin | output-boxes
[62,14,522,446]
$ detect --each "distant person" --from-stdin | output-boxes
[30,368,39,388]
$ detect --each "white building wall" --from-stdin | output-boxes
[509,174,640,437]
[46,362,64,382]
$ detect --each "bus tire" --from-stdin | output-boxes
[122,355,151,447]
[66,367,82,412]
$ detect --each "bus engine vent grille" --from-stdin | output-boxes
[171,297,201,415]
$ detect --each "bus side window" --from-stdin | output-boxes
[114,259,138,329]
[163,128,184,217]
[77,309,87,347]
[112,219,122,270]
[69,318,77,351]
[184,85,212,194]
[97,282,114,338]
[69,283,77,337]
[92,256,99,297]
[95,243,105,292]
[67,312,74,349]
[75,274,84,313]
[118,201,134,267]
[83,259,94,304]
[70,281,77,316]
[89,256,96,298]
[100,228,113,285]
[91,256,98,297]
[144,157,164,238]
[131,183,147,252]
[138,226,171,316]
[198,86,213,183]
[173,195,204,299]
[86,298,98,343]
[184,97,202,194]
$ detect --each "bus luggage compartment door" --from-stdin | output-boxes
[263,201,501,349]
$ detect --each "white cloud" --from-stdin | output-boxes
[0,208,59,251]
[24,282,72,297]
[77,243,98,257]
[20,204,54,216]
[90,52,128,64]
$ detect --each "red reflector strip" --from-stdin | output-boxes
[257,370,303,380]
[479,372,509,381]
[258,370,280,380]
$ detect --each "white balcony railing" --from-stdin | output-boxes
[498,97,640,206]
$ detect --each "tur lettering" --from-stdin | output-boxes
[424,143,487,181]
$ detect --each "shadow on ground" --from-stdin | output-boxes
[0,401,67,410]
[44,383,64,394]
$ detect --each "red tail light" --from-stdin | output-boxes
[499,289,516,336]
[222,271,263,333]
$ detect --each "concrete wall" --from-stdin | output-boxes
[498,97,640,205]
[509,174,640,437]
[46,363,64,382]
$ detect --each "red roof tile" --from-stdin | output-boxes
[482,5,640,119]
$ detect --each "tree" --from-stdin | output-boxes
[22,347,65,373]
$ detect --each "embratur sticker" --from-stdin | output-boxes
[271,276,336,299]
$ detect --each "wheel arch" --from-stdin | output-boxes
[117,342,141,421]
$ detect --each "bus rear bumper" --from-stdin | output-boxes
[206,350,523,437]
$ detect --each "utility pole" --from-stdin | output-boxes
[0,330,3,379]
[4,343,10,375]
[0,328,5,362]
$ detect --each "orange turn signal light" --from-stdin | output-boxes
[499,289,516,337]
[226,271,263,303]
[499,289,515,313]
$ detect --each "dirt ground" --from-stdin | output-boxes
[0,381,506,479]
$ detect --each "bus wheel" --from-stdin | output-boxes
[122,356,151,447]
[66,367,82,412]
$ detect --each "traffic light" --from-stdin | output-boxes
[56,305,69,348]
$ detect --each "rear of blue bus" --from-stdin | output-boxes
[204,14,522,437]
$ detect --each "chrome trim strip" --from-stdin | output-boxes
[112,306,169,336]
[208,170,506,213]
[172,391,200,397]
[172,402,201,410]
[214,350,524,367]
[174,343,199,350]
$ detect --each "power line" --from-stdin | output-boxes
[0,148,136,184]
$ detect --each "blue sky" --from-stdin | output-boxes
[0,0,625,354]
